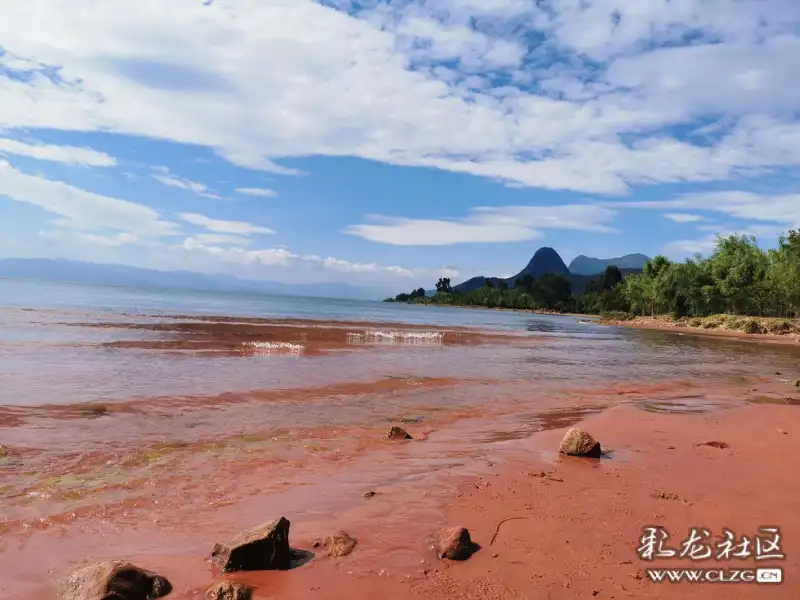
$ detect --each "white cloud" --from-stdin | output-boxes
[0,160,179,236]
[663,213,703,223]
[303,253,459,280]
[152,167,220,199]
[665,221,790,257]
[664,235,720,256]
[615,191,800,227]
[345,204,618,245]
[394,16,526,69]
[235,187,278,198]
[0,1,797,194]
[0,138,117,167]
[179,212,275,235]
[39,230,142,247]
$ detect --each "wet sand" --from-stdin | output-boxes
[2,309,799,598]
[8,402,798,599]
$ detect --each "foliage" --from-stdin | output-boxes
[387,233,800,319]
[435,277,453,293]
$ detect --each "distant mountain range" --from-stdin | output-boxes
[568,253,650,276]
[452,248,650,293]
[0,258,389,301]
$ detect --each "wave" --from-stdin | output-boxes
[346,330,445,346]
[242,341,305,355]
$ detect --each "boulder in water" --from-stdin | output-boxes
[559,427,602,458]
[211,517,292,572]
[386,426,413,440]
[57,561,171,600]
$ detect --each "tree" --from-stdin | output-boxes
[498,279,508,291]
[600,266,623,291]
[707,235,768,314]
[435,277,452,293]
[767,230,800,316]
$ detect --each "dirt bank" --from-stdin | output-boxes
[602,315,800,347]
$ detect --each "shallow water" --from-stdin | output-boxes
[1,279,799,599]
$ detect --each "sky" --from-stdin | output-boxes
[0,0,799,290]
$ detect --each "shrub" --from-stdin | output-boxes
[742,319,763,335]
[767,320,793,334]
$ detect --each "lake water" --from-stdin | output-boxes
[1,277,798,599]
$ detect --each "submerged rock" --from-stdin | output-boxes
[57,561,171,600]
[559,427,602,458]
[324,532,357,557]
[436,526,477,560]
[386,426,413,440]
[206,581,253,600]
[211,517,292,572]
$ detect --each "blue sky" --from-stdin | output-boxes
[0,0,799,290]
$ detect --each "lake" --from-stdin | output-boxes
[0,277,798,599]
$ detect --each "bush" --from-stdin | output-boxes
[689,318,702,327]
[742,319,763,334]
[702,318,722,329]
[766,319,793,334]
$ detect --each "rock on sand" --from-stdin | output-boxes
[559,427,602,458]
[386,426,413,440]
[437,526,477,560]
[324,531,357,557]
[206,581,253,600]
[211,517,292,572]
[57,561,171,600]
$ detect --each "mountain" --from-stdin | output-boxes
[0,258,389,301]
[568,253,651,276]
[451,247,644,294]
[508,247,571,281]
[453,247,571,293]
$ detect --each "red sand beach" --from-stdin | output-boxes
[1,311,798,599]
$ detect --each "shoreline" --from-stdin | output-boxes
[602,315,800,348]
[401,302,800,346]
[3,307,800,599]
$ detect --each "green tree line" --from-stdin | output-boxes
[386,232,800,318]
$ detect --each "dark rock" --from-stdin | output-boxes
[324,532,357,557]
[559,427,602,458]
[206,581,253,600]
[386,426,412,440]
[211,517,291,572]
[696,441,730,449]
[436,526,477,560]
[363,491,376,498]
[57,561,171,600]
[651,491,691,505]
